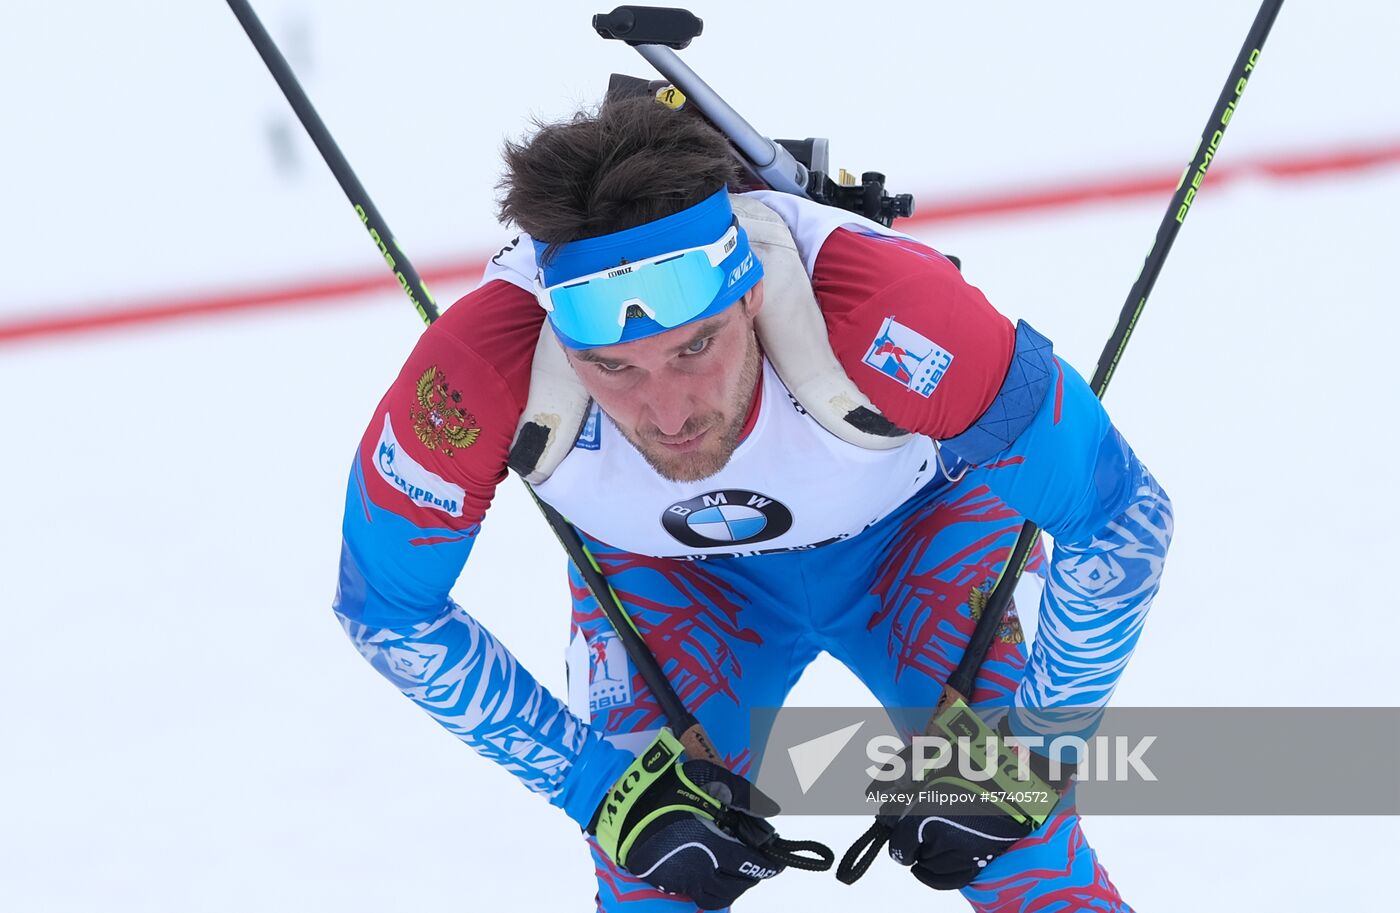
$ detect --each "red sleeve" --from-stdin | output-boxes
[353,279,545,531]
[812,228,1015,440]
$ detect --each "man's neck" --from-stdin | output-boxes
[737,363,764,443]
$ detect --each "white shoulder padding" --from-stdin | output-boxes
[507,194,910,483]
[731,195,909,451]
[508,326,591,485]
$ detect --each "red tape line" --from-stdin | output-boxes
[4,139,1397,346]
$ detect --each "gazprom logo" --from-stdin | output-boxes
[374,414,465,517]
[728,251,754,288]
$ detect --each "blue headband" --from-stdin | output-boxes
[532,189,763,348]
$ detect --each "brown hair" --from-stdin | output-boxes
[496,96,738,261]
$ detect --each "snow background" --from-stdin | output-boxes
[2,0,1397,909]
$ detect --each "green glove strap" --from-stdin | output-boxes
[920,698,1061,827]
[591,729,721,867]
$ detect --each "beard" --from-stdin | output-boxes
[617,329,761,483]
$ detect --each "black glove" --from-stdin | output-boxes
[881,770,1036,889]
[842,700,1068,890]
[588,730,787,910]
[887,706,1071,889]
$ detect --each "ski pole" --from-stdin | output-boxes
[221,0,718,763]
[836,0,1286,883]
[224,0,438,328]
[227,0,837,873]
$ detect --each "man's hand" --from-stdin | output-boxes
[588,730,786,910]
[881,775,1037,889]
[868,701,1069,890]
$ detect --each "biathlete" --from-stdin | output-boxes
[334,96,1172,911]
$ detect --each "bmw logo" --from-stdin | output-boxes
[661,489,793,548]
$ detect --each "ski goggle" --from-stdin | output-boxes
[530,190,763,349]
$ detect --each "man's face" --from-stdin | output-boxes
[564,282,764,483]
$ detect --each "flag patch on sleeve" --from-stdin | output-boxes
[861,316,955,398]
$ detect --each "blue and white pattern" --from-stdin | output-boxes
[1013,463,1174,739]
[686,504,768,542]
[335,598,633,825]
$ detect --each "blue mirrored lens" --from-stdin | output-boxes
[546,248,725,346]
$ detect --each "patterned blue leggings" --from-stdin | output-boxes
[567,470,1131,912]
